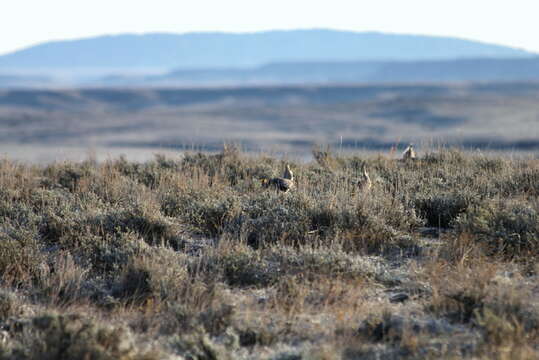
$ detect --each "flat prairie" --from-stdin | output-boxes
[1,82,539,161]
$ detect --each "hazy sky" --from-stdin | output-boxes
[2,0,539,55]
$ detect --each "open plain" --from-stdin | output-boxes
[1,82,539,162]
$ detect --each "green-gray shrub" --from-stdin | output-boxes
[455,199,539,258]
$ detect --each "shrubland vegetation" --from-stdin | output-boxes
[0,146,537,359]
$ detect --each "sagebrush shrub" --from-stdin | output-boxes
[414,191,475,228]
[12,313,141,360]
[455,199,539,258]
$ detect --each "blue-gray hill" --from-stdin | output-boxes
[0,29,533,70]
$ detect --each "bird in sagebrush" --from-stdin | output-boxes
[283,164,293,180]
[402,144,417,161]
[358,166,372,192]
[344,165,371,195]
[262,164,294,193]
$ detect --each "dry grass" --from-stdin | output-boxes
[0,147,537,359]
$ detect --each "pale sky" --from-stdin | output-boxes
[1,0,539,56]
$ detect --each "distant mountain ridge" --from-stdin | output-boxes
[100,57,539,86]
[1,29,537,87]
[0,29,533,72]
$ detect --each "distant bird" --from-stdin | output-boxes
[262,164,295,193]
[357,166,372,193]
[402,144,417,161]
[283,164,293,180]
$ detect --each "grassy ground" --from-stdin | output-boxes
[0,146,537,359]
